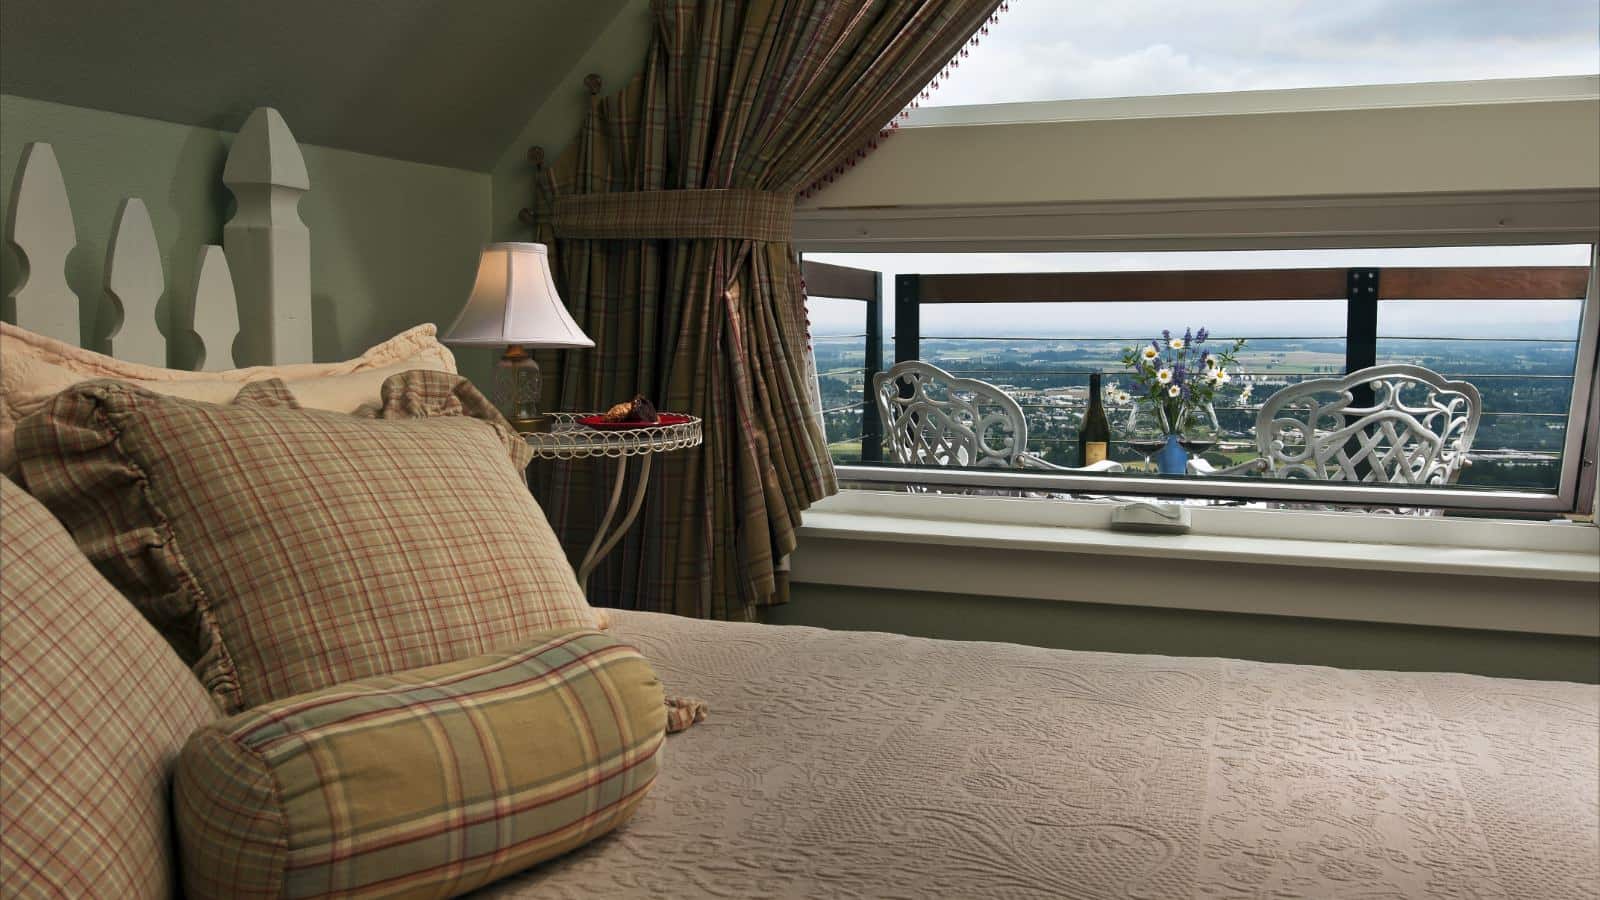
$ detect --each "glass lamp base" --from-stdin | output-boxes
[494,346,546,431]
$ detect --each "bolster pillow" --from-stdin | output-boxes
[173,630,666,899]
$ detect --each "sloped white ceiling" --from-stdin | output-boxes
[0,0,632,171]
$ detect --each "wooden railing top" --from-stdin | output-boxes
[801,260,879,301]
[1377,267,1590,300]
[895,266,1591,303]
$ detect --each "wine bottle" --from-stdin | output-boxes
[1079,373,1111,466]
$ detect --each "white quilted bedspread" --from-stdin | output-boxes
[481,611,1599,899]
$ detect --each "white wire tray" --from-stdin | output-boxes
[521,412,704,460]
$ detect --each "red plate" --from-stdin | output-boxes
[577,413,691,430]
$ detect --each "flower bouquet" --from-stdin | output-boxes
[1119,327,1246,473]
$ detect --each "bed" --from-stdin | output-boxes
[476,611,1599,899]
[8,110,1598,900]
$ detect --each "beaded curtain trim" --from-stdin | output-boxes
[798,0,1016,199]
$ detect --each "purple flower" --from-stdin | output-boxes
[1196,327,1209,344]
[1161,329,1171,342]
[1183,327,1193,345]
[1174,364,1187,384]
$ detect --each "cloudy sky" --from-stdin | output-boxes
[929,0,1600,106]
[805,1,1598,340]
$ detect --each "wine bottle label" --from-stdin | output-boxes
[1084,442,1108,465]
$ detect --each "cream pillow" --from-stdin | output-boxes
[0,322,455,473]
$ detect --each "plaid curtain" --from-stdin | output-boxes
[531,0,1003,620]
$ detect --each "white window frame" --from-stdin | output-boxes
[802,243,1598,515]
[796,81,1600,516]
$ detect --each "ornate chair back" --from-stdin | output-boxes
[873,361,1031,468]
[1255,364,1482,484]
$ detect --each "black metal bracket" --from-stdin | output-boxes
[894,274,921,366]
[1344,268,1381,478]
[861,273,885,463]
[1345,268,1380,377]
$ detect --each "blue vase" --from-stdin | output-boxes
[1155,434,1188,475]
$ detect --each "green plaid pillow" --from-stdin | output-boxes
[16,371,598,713]
[174,629,665,899]
[1,476,220,898]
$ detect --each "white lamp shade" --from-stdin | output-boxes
[443,242,594,348]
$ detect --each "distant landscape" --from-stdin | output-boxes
[814,336,1577,491]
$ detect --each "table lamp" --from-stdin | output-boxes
[443,242,593,432]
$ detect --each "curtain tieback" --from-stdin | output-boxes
[552,189,794,242]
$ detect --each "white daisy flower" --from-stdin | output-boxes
[1167,385,1182,398]
[1141,346,1160,361]
[1115,391,1131,404]
[1216,368,1232,384]
[1204,356,1218,369]
[1156,367,1173,384]
[1169,338,1185,350]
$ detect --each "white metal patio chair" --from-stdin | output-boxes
[1247,363,1483,484]
[872,361,1124,473]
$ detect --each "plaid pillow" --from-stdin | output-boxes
[16,371,598,713]
[174,629,665,899]
[0,475,219,898]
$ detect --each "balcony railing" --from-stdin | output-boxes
[804,260,885,463]
[803,258,1599,515]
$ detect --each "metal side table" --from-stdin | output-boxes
[523,412,703,590]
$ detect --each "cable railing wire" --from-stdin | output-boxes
[903,334,1581,344]
[936,369,1577,381]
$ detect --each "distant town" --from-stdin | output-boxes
[814,336,1577,492]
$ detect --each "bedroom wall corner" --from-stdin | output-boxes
[0,93,491,364]
[485,0,652,243]
[456,0,654,393]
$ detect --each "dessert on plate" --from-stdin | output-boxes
[601,395,658,424]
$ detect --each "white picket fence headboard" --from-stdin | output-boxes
[3,107,311,369]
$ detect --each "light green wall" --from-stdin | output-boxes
[766,584,1600,684]
[1,94,491,364]
[0,3,652,390]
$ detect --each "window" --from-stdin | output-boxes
[927,1,1600,109]
[804,245,1598,515]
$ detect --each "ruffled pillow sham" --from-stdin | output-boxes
[15,370,598,713]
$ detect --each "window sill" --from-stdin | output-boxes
[800,504,1597,584]
[791,491,1600,636]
